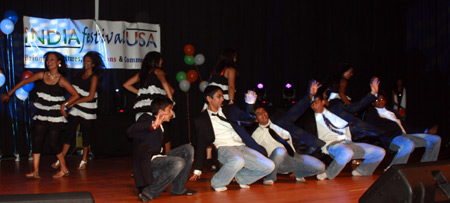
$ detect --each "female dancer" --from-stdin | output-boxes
[208,48,237,105]
[324,63,354,105]
[2,51,79,178]
[123,51,174,121]
[52,51,105,170]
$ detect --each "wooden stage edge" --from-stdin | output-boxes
[0,154,432,203]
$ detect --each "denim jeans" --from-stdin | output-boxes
[388,133,441,166]
[264,147,325,182]
[326,141,385,179]
[142,144,194,199]
[212,146,275,189]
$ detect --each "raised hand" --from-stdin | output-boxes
[309,80,322,97]
[370,77,380,95]
[245,90,257,104]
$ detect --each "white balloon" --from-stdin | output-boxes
[0,73,5,87]
[194,54,205,65]
[15,87,29,101]
[199,81,209,92]
[179,80,191,93]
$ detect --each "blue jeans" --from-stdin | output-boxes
[265,147,325,182]
[326,141,385,179]
[212,146,275,189]
[142,144,194,199]
[388,133,441,166]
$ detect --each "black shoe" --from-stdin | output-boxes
[138,193,152,202]
[172,189,197,196]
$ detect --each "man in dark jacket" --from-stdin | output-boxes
[127,96,196,201]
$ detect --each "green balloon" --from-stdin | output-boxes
[184,55,195,65]
[176,71,187,82]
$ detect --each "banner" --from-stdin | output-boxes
[23,16,160,69]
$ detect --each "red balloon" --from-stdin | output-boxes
[21,71,33,80]
[184,44,195,56]
[186,70,198,83]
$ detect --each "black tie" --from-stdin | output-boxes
[267,126,295,156]
[322,114,349,135]
[212,113,231,124]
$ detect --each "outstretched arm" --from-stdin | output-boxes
[2,72,44,102]
[225,67,236,104]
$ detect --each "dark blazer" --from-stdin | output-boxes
[193,104,267,171]
[127,114,163,188]
[327,93,381,141]
[275,94,326,152]
[364,107,413,148]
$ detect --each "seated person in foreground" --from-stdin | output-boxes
[189,86,274,192]
[127,96,196,201]
[308,94,386,180]
[253,106,325,185]
[251,81,325,185]
[364,92,441,169]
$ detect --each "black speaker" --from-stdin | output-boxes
[0,191,94,202]
[360,160,450,203]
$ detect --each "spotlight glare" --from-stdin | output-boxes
[257,83,264,89]
[285,83,292,89]
[115,89,119,92]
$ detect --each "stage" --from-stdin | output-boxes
[0,155,380,202]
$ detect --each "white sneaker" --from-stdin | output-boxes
[351,170,364,176]
[263,180,274,185]
[214,187,227,192]
[317,172,328,180]
[239,184,250,189]
[296,177,306,183]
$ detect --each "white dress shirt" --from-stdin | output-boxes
[375,107,406,134]
[252,120,295,155]
[207,108,245,148]
[315,109,352,154]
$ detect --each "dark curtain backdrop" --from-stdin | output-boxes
[0,0,448,157]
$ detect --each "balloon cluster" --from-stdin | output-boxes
[0,10,17,35]
[177,44,208,92]
[15,71,34,100]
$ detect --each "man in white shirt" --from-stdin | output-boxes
[311,95,386,180]
[252,106,325,185]
[189,86,274,192]
[365,93,440,168]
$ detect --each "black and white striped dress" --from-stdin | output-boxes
[33,78,67,124]
[69,75,97,120]
[133,73,166,120]
[209,73,230,101]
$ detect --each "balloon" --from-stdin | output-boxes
[15,87,29,101]
[184,55,195,65]
[199,81,209,92]
[4,10,18,24]
[175,71,186,82]
[179,80,191,93]
[0,19,14,35]
[0,73,5,87]
[22,82,34,92]
[194,54,205,65]
[186,70,198,83]
[21,71,33,80]
[184,44,195,56]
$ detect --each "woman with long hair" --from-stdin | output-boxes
[53,51,105,170]
[2,51,79,178]
[208,48,237,105]
[123,51,174,120]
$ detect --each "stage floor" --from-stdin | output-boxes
[0,155,381,202]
